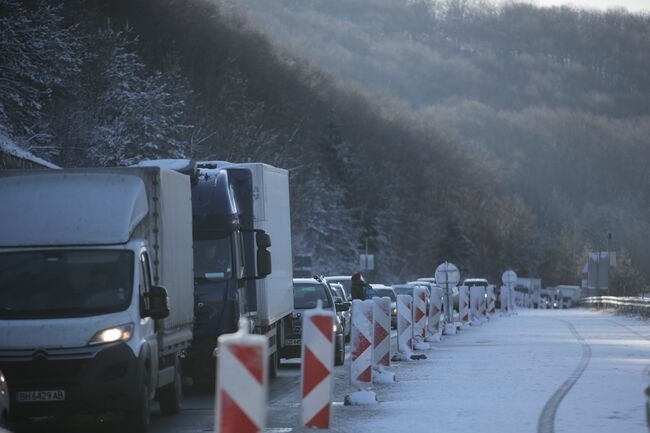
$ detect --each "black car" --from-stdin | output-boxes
[328,281,352,341]
[281,276,348,366]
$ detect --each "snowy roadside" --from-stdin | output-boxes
[267,309,650,433]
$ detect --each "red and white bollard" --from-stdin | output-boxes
[480,287,488,322]
[301,300,335,429]
[487,285,496,315]
[426,287,443,340]
[373,297,392,369]
[459,285,470,325]
[215,318,267,433]
[470,286,483,326]
[350,299,374,387]
[396,294,413,355]
[412,286,428,341]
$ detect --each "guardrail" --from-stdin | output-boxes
[581,296,650,317]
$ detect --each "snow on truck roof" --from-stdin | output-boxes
[0,171,148,247]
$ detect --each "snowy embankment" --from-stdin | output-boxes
[268,309,650,433]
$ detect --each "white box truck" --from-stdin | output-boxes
[0,167,194,431]
[139,160,294,382]
[195,161,294,380]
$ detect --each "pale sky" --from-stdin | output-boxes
[520,0,649,13]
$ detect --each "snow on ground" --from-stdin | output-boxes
[267,308,650,433]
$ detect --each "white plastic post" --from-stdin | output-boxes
[412,286,428,341]
[480,287,488,322]
[470,286,482,326]
[301,300,335,429]
[396,294,414,355]
[350,299,374,387]
[459,285,470,325]
[216,318,267,433]
[500,285,509,315]
[372,297,392,369]
[487,285,496,315]
[426,287,443,340]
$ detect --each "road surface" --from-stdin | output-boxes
[8,308,650,433]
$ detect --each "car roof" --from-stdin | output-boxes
[463,278,488,284]
[293,277,323,284]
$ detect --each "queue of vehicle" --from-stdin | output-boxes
[1,161,571,433]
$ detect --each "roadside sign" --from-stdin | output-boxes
[502,270,517,286]
[435,262,460,287]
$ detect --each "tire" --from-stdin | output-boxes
[334,335,345,366]
[159,358,183,415]
[268,349,279,379]
[126,375,151,433]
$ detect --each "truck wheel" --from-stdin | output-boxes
[126,376,151,433]
[268,349,279,379]
[159,357,183,415]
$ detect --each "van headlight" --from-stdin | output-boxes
[88,323,134,345]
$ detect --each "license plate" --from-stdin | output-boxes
[284,338,301,346]
[16,390,65,402]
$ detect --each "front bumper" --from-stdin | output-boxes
[0,342,141,420]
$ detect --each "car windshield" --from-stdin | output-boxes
[393,285,414,296]
[374,288,396,301]
[293,283,332,309]
[325,277,352,298]
[0,249,133,318]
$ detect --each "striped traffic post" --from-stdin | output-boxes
[373,296,392,369]
[426,286,443,340]
[479,287,488,322]
[470,286,482,326]
[396,294,414,355]
[459,285,470,325]
[413,286,428,341]
[500,285,509,315]
[487,285,496,315]
[350,299,374,387]
[215,318,267,433]
[301,300,335,429]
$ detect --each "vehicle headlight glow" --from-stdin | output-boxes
[89,323,134,345]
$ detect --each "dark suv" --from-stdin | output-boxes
[281,276,348,366]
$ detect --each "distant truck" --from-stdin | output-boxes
[556,285,582,308]
[141,160,294,382]
[0,167,194,431]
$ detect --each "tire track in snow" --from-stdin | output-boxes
[537,320,591,433]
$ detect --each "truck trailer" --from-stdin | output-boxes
[140,159,294,383]
[0,167,194,431]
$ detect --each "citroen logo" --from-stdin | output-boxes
[32,349,47,360]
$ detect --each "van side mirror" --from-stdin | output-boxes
[145,285,170,320]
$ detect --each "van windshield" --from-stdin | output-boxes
[0,250,133,318]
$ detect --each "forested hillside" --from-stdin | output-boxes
[1,0,648,292]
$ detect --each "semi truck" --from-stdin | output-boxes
[0,167,194,431]
[140,159,294,383]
